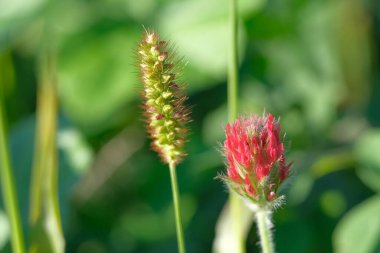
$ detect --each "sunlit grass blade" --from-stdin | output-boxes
[28,51,64,253]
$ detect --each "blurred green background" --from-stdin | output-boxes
[1,0,380,252]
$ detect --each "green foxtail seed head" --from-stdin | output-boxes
[138,30,190,165]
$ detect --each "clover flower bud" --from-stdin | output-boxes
[220,113,293,206]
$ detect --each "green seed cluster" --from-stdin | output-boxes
[138,30,189,165]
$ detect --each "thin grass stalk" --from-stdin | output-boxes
[0,91,25,253]
[228,0,238,121]
[227,0,245,252]
[169,162,186,253]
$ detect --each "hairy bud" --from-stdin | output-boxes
[219,113,293,206]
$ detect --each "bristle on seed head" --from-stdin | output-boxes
[138,30,190,165]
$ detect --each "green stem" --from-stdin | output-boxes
[228,0,244,252]
[256,208,275,253]
[228,0,238,121]
[169,162,186,253]
[0,98,26,253]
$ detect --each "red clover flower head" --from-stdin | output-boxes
[221,113,293,206]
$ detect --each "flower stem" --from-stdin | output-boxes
[0,97,26,253]
[255,208,275,253]
[228,0,245,252]
[169,162,186,253]
[228,0,238,121]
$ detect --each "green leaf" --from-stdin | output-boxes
[354,129,380,192]
[0,0,47,42]
[0,52,15,98]
[157,0,265,90]
[287,172,314,205]
[58,26,140,128]
[319,190,346,218]
[333,195,380,253]
[0,209,10,250]
[1,116,93,234]
[275,218,313,253]
[111,195,196,245]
